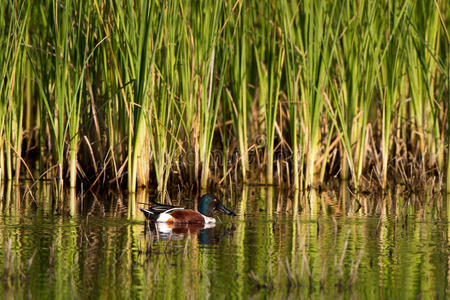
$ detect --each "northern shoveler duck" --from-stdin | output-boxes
[139,194,236,225]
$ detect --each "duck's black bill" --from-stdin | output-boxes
[217,204,237,216]
[139,208,155,219]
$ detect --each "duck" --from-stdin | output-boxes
[139,194,236,225]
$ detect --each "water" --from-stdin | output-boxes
[0,184,449,299]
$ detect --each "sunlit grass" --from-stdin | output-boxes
[0,0,448,197]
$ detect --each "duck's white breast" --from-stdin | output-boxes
[202,215,216,224]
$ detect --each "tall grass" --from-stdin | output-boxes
[258,2,284,186]
[127,0,161,193]
[0,2,31,183]
[327,1,382,186]
[0,0,448,197]
[281,0,300,189]
[188,1,226,191]
[283,0,339,187]
[227,0,250,182]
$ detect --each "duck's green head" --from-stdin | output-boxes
[198,194,236,218]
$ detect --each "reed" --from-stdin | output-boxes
[52,0,71,192]
[377,1,410,188]
[0,2,31,183]
[127,0,162,193]
[260,2,284,186]
[149,0,180,194]
[406,0,446,169]
[281,0,301,189]
[66,2,101,189]
[191,1,226,191]
[0,0,447,196]
[326,1,382,186]
[226,0,250,182]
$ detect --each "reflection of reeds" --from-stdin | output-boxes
[2,238,36,288]
[248,226,364,294]
[2,238,14,285]
[249,270,274,290]
[1,184,448,298]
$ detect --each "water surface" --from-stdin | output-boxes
[0,184,449,299]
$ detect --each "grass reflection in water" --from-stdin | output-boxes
[0,183,448,299]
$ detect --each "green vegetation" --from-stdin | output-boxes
[0,0,448,195]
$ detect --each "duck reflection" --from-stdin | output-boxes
[144,221,235,244]
[197,224,236,245]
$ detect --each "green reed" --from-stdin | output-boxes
[405,0,446,169]
[149,0,180,194]
[377,1,407,188]
[315,0,384,188]
[127,0,162,193]
[190,1,226,191]
[66,2,100,189]
[283,0,341,187]
[281,0,301,189]
[0,2,31,183]
[227,1,250,181]
[257,15,284,185]
[0,0,448,196]
[52,0,70,191]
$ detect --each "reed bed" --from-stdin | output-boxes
[0,0,448,197]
